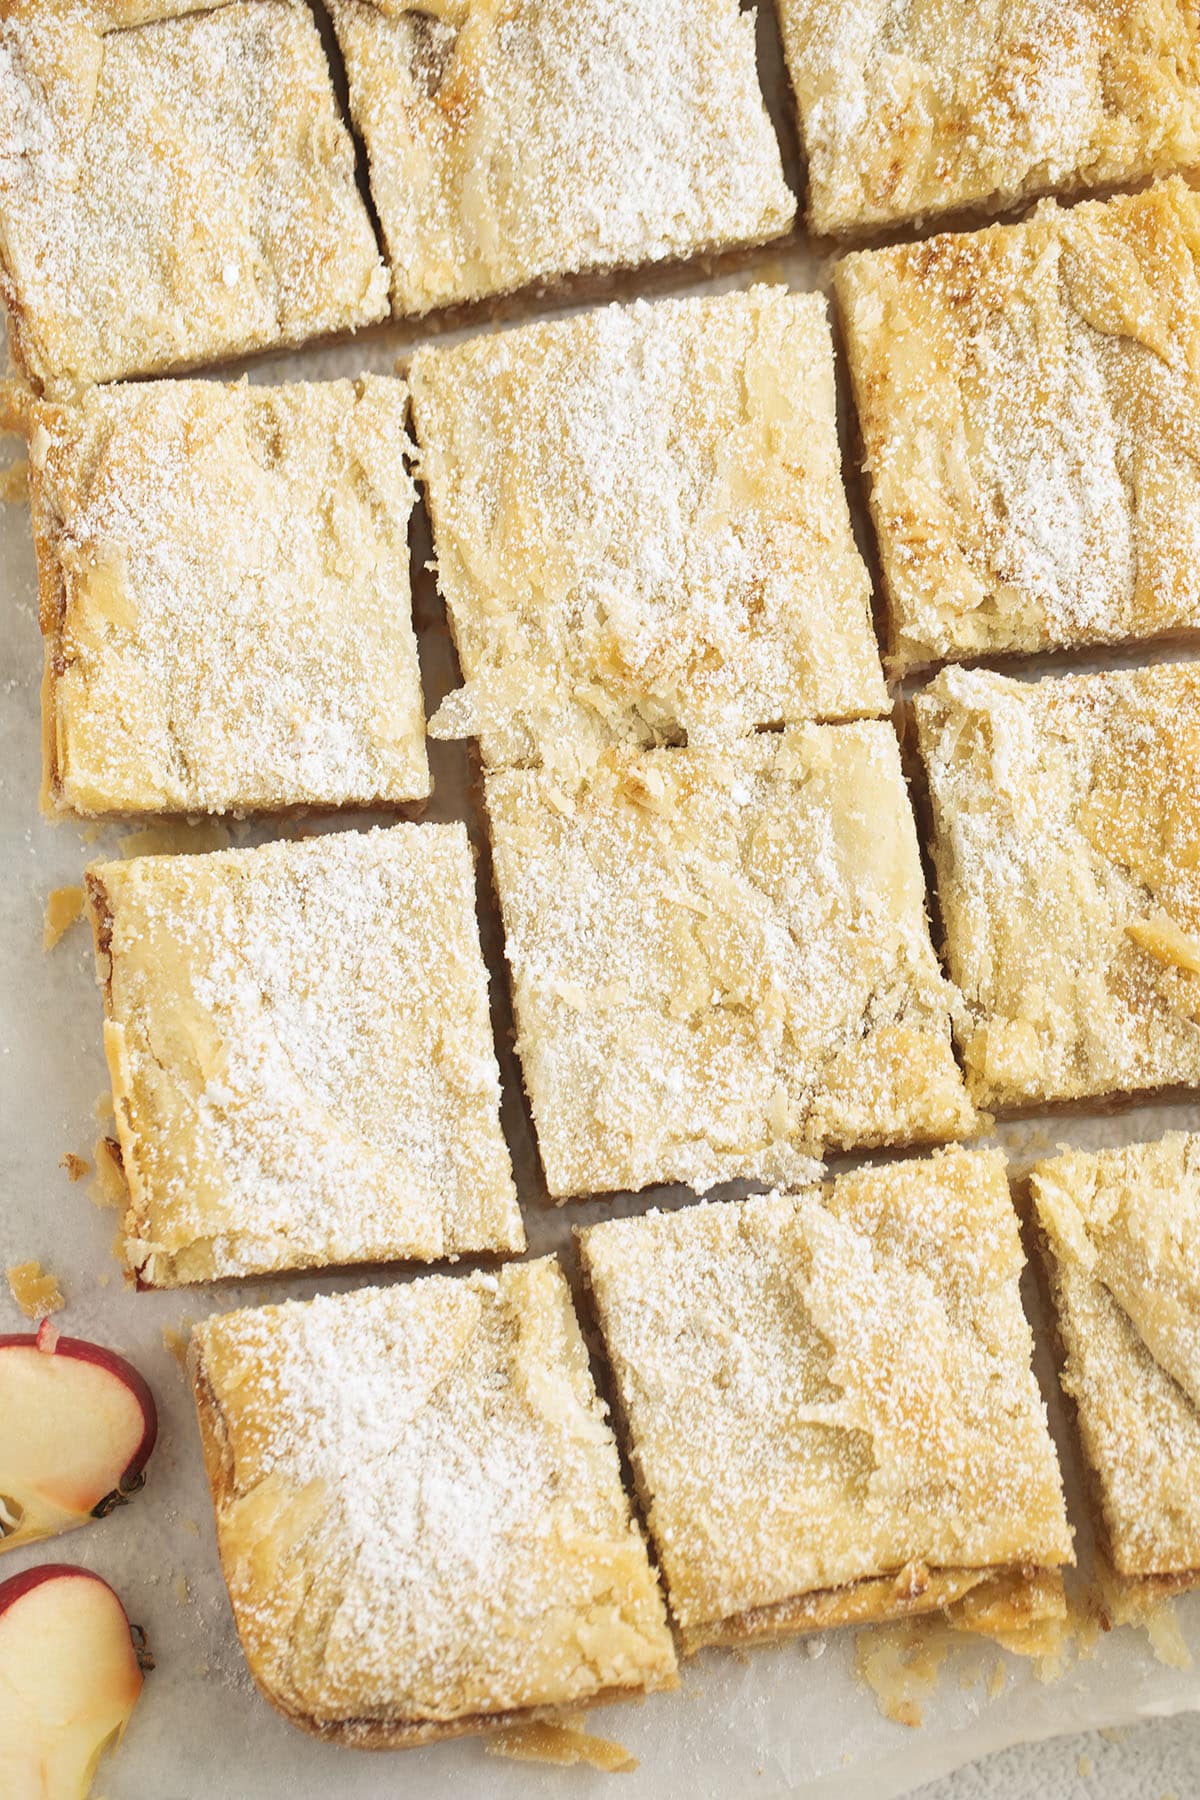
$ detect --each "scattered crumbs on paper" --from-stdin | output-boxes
[1077,1753,1094,1778]
[1099,1726,1127,1744]
[162,1324,193,1371]
[93,1090,115,1124]
[43,884,83,949]
[181,1516,201,1536]
[854,1621,950,1729]
[81,824,103,845]
[6,1260,65,1319]
[60,1151,91,1183]
[175,1576,190,1605]
[804,1634,826,1660]
[118,821,231,860]
[89,1136,126,1210]
[987,1657,1007,1699]
[486,1716,637,1772]
[0,458,28,503]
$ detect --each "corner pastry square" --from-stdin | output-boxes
[915,662,1200,1114]
[0,1,388,394]
[190,1262,676,1743]
[1032,1134,1200,1608]
[86,825,522,1286]
[29,376,428,816]
[486,726,975,1199]
[778,0,1200,236]
[836,183,1200,674]
[409,289,886,773]
[579,1148,1073,1653]
[328,0,795,318]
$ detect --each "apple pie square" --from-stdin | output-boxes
[777,0,1200,235]
[915,662,1200,1113]
[0,1,387,393]
[85,824,522,1286]
[579,1147,1073,1653]
[836,182,1200,673]
[409,288,886,774]
[329,0,794,317]
[191,1262,676,1744]
[27,375,428,817]
[486,726,975,1199]
[1032,1134,1200,1612]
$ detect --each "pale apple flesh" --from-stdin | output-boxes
[0,1330,157,1553]
[0,1564,146,1800]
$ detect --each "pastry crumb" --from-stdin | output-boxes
[60,1151,91,1182]
[6,1260,65,1319]
[162,1325,192,1371]
[43,884,83,949]
[1078,1755,1094,1778]
[486,1718,637,1772]
[89,1136,126,1211]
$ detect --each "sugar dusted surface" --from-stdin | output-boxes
[31,376,429,816]
[916,661,1200,1112]
[487,727,975,1199]
[837,182,1200,671]
[410,288,886,774]
[330,0,795,317]
[1033,1134,1200,1580]
[191,1262,675,1729]
[0,1,388,392]
[89,825,522,1284]
[580,1148,1071,1637]
[779,0,1200,234]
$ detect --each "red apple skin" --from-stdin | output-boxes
[0,1335,158,1551]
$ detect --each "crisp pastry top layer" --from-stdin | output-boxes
[836,182,1200,672]
[409,289,886,774]
[329,0,795,317]
[580,1148,1072,1634]
[87,825,522,1286]
[30,376,428,816]
[1033,1134,1200,1578]
[915,662,1200,1112]
[191,1263,676,1729]
[486,727,975,1199]
[779,0,1200,235]
[0,2,387,394]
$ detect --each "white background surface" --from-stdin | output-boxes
[6,6,1200,1795]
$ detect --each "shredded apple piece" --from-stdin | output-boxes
[486,1717,637,1771]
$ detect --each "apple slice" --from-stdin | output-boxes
[0,1564,147,1799]
[0,1326,157,1552]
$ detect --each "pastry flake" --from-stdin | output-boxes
[29,376,429,816]
[836,182,1200,673]
[915,661,1200,1113]
[486,726,976,1199]
[1032,1133,1200,1603]
[779,0,1200,236]
[0,2,388,394]
[190,1262,676,1741]
[85,824,523,1286]
[409,288,887,773]
[578,1147,1072,1652]
[329,0,795,318]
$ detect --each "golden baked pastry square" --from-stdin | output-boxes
[27,376,428,817]
[409,289,887,773]
[86,824,523,1286]
[486,726,976,1199]
[915,662,1200,1114]
[190,1261,677,1744]
[0,1,388,394]
[836,183,1200,674]
[579,1147,1073,1654]
[328,0,795,318]
[1032,1134,1200,1610]
[778,0,1200,236]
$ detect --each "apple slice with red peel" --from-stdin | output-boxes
[0,1564,147,1798]
[0,1328,157,1552]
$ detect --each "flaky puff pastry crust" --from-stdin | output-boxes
[190,1264,676,1743]
[328,0,794,318]
[25,375,429,817]
[86,825,522,1287]
[486,727,976,1200]
[579,1148,1073,1654]
[0,1,387,394]
[779,0,1200,236]
[915,662,1200,1113]
[409,288,886,774]
[1033,1134,1200,1607]
[836,181,1200,673]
